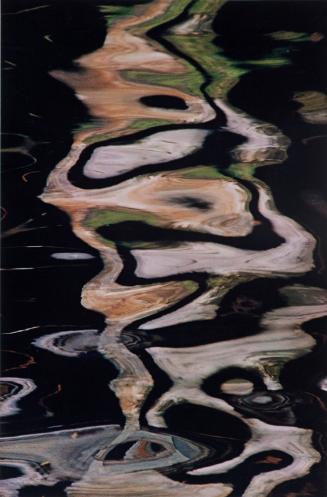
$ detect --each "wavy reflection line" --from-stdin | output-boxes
[0,424,231,497]
[31,1,326,496]
[0,377,36,417]
[147,286,326,495]
[41,0,222,441]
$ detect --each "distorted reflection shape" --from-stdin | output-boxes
[3,0,326,496]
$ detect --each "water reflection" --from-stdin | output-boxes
[1,1,327,496]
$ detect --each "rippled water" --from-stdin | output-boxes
[1,1,327,496]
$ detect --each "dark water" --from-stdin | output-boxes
[1,1,327,496]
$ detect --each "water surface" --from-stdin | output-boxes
[1,1,327,496]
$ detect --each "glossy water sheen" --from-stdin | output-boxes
[1,1,327,496]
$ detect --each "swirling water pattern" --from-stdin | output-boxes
[1,1,327,496]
